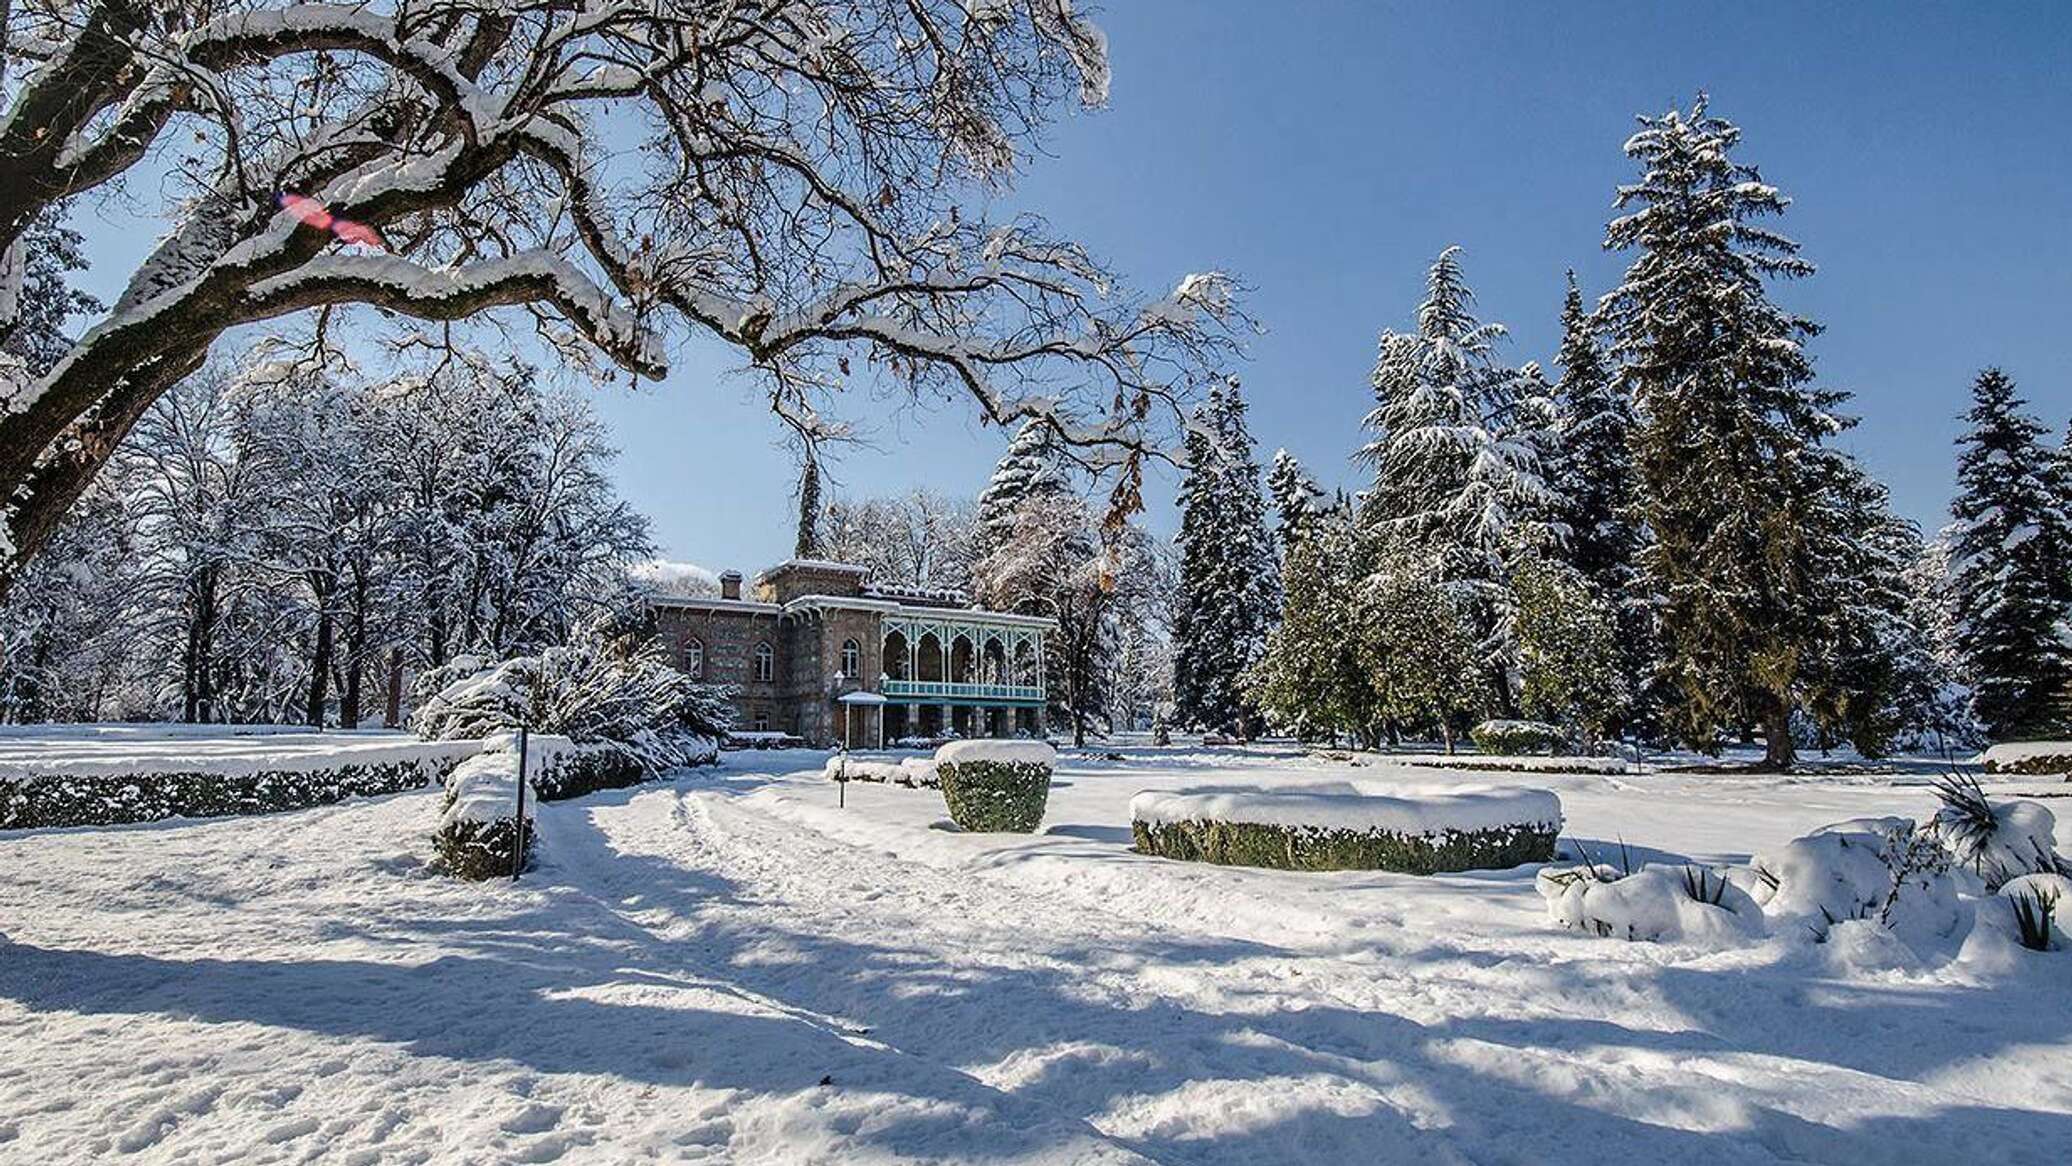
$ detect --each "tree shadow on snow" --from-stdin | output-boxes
[7,789,2071,1166]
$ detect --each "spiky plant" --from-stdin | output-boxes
[2008,885,2060,952]
[1680,866,1728,906]
[1929,771,2000,872]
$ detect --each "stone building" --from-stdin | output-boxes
[651,560,1053,746]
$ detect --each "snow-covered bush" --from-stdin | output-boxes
[1537,864,1763,944]
[826,755,939,789]
[1469,719,1567,756]
[1132,785,1562,874]
[1925,773,2066,890]
[1547,781,2067,961]
[433,745,538,881]
[935,740,1055,832]
[2000,874,2067,952]
[410,621,728,781]
[1977,742,2072,777]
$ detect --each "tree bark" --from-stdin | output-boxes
[1761,703,1796,772]
[305,608,334,728]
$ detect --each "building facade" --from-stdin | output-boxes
[652,560,1053,747]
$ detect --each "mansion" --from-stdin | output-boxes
[652,560,1054,747]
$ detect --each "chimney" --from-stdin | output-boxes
[719,570,743,600]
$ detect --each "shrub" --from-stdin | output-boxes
[433,748,536,880]
[0,751,469,830]
[937,761,1051,831]
[1133,817,1557,874]
[1469,719,1567,756]
[2008,882,2060,952]
[934,741,1055,832]
[411,617,729,776]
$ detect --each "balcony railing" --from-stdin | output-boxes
[881,679,1045,703]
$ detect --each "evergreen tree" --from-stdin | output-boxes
[974,419,1069,562]
[1359,550,1485,752]
[1598,97,1856,769]
[1248,501,1372,742]
[1172,377,1277,734]
[1550,271,1651,732]
[1511,553,1625,750]
[1949,369,2072,738]
[1358,248,1551,713]
[1266,448,1326,561]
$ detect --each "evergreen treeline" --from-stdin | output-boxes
[1230,98,2061,764]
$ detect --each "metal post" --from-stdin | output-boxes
[511,724,529,881]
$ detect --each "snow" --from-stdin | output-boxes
[4,744,2071,1162]
[440,746,537,828]
[1130,783,1561,835]
[0,724,479,780]
[825,754,938,787]
[934,739,1057,767]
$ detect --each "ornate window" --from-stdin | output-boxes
[680,637,704,678]
[753,642,775,682]
[840,638,861,678]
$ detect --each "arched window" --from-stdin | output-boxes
[840,638,861,678]
[753,642,775,683]
[680,637,704,678]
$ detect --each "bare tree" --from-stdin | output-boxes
[0,0,1243,594]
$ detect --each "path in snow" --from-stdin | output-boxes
[1,748,2069,1163]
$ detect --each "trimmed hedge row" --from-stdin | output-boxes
[531,742,649,801]
[0,756,459,830]
[1131,817,1560,874]
[1981,750,2072,777]
[937,759,1052,832]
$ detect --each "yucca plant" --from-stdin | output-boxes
[1680,866,1728,906]
[2008,885,2060,953]
[1929,771,2000,871]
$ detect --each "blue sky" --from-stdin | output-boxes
[72,2,2072,572]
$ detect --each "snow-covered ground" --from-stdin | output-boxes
[3,744,2069,1164]
[0,724,474,779]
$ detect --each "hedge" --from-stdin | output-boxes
[0,754,464,831]
[937,759,1052,832]
[530,741,650,801]
[1469,719,1567,755]
[434,813,533,880]
[1131,817,1559,874]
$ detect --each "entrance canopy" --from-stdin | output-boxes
[836,691,888,706]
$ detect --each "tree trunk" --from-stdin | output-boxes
[340,563,369,728]
[1761,703,1796,771]
[385,647,404,728]
[306,609,334,728]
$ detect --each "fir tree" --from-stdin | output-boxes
[974,419,1069,562]
[1248,501,1372,743]
[1358,248,1551,713]
[1172,377,1277,734]
[1550,271,1651,734]
[1949,369,2072,739]
[1267,448,1326,561]
[1598,97,1855,769]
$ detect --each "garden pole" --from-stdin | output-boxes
[512,724,529,881]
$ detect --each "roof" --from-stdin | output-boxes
[755,559,871,582]
[647,595,783,615]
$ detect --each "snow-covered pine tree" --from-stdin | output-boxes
[1172,377,1277,734]
[1598,97,1857,769]
[974,419,1070,564]
[1267,448,1326,561]
[1550,270,1651,732]
[1949,369,2072,739]
[1357,248,1552,714]
[1247,500,1375,743]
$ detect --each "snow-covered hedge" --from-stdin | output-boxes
[433,744,538,880]
[0,737,478,830]
[935,740,1055,832]
[1469,719,1566,755]
[1131,785,1563,874]
[1977,741,2072,777]
[1541,783,2072,963]
[826,754,939,788]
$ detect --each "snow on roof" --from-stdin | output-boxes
[756,559,872,580]
[628,559,720,598]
